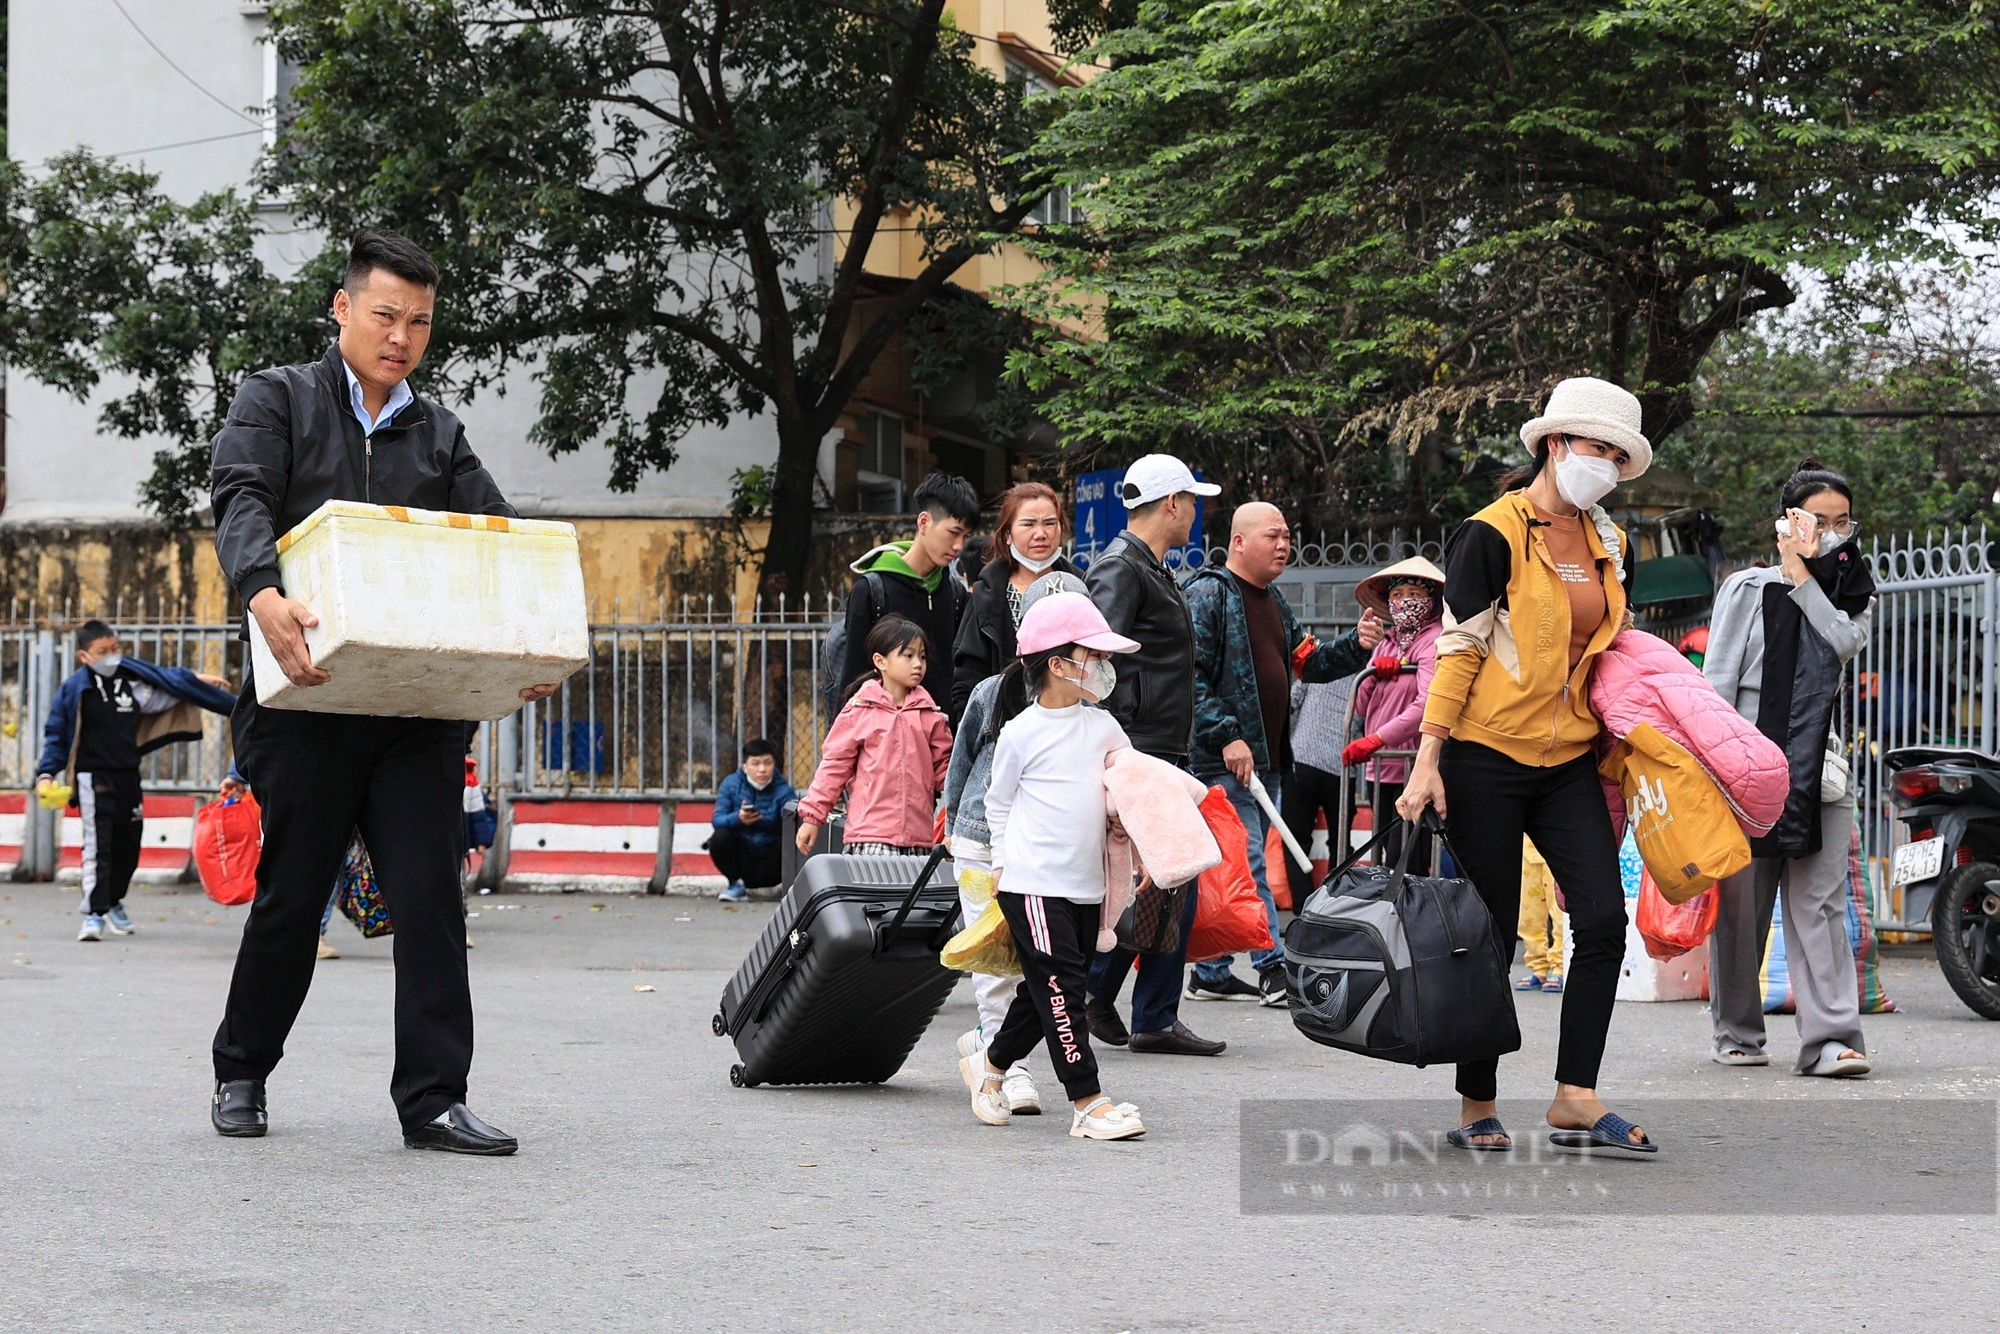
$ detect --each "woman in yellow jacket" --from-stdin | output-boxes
[1397,377,1656,1158]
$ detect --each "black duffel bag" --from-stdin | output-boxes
[1282,813,1520,1067]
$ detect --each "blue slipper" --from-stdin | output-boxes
[1445,1116,1513,1151]
[1514,974,1545,991]
[1549,1111,1657,1158]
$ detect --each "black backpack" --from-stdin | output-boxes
[819,572,884,725]
[1282,814,1521,1067]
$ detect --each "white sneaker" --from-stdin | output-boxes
[1002,1065,1042,1115]
[954,1028,986,1062]
[78,914,104,942]
[1069,1095,1145,1140]
[958,1054,1011,1126]
[105,905,136,935]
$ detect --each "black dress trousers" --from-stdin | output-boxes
[212,688,473,1130]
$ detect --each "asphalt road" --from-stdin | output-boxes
[5,880,1998,1333]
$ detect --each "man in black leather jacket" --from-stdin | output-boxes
[1082,453,1228,1058]
[206,232,546,1156]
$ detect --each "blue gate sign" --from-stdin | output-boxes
[1071,467,1207,571]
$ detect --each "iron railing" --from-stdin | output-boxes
[9,526,1985,923]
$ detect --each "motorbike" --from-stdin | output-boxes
[1884,746,2000,1019]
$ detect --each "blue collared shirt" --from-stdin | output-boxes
[340,357,414,437]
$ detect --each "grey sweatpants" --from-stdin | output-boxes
[1708,799,1866,1071]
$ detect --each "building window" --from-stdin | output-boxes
[1006,59,1081,228]
[262,34,304,151]
[856,410,906,513]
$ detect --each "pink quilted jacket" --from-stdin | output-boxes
[1588,630,1787,837]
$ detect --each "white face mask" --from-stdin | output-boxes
[87,654,122,678]
[1815,529,1849,558]
[1553,449,1622,510]
[1062,656,1117,703]
[745,774,771,791]
[1011,544,1060,574]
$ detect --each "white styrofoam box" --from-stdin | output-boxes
[249,501,589,721]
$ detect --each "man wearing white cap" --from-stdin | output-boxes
[1081,453,1229,1057]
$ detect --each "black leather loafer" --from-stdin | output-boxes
[1128,1020,1227,1056]
[404,1103,519,1156]
[1085,998,1130,1048]
[211,1079,268,1138]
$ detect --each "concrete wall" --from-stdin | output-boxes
[0,513,915,624]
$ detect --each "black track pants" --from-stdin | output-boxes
[78,770,144,915]
[986,891,1102,1102]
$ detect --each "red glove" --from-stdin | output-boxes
[1371,651,1402,680]
[1342,734,1385,767]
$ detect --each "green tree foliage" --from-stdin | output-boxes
[0,154,327,524]
[1015,0,2000,532]
[1665,264,2000,556]
[255,0,1049,605]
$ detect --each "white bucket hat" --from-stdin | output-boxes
[1518,377,1652,481]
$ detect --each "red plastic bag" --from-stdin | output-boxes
[1635,868,1717,962]
[1266,825,1293,911]
[194,795,263,906]
[1187,786,1275,962]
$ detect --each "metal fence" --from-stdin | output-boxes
[10,527,1985,917]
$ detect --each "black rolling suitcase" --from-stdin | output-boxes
[713,846,961,1087]
[779,799,843,891]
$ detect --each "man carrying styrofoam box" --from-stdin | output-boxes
[206,231,570,1158]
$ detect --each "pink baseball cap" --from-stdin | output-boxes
[1016,591,1140,656]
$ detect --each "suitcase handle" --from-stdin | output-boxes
[880,845,952,950]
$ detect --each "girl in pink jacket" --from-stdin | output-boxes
[796,616,953,856]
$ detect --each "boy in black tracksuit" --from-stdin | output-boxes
[35,620,236,941]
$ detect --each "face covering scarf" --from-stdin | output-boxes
[1388,594,1435,636]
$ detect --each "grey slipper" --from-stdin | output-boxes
[1803,1046,1871,1078]
[1712,1047,1769,1067]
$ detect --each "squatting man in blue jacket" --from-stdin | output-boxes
[35,619,235,941]
[708,739,799,902]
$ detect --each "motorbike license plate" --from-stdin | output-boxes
[1892,837,1946,887]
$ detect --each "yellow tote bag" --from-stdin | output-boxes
[1600,723,1752,904]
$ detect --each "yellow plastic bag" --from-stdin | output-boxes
[940,867,1020,976]
[1601,722,1752,904]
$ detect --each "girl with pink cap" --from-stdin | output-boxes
[961,592,1149,1140]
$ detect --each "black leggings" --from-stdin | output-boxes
[1284,763,1343,882]
[1440,740,1626,1102]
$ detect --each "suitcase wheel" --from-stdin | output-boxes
[729,1064,750,1088]
[711,1011,726,1037]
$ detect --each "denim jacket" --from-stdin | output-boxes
[943,675,1003,856]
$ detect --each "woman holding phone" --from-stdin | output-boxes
[1701,461,1874,1076]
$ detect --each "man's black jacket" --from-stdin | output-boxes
[211,345,515,605]
[1084,529,1196,757]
